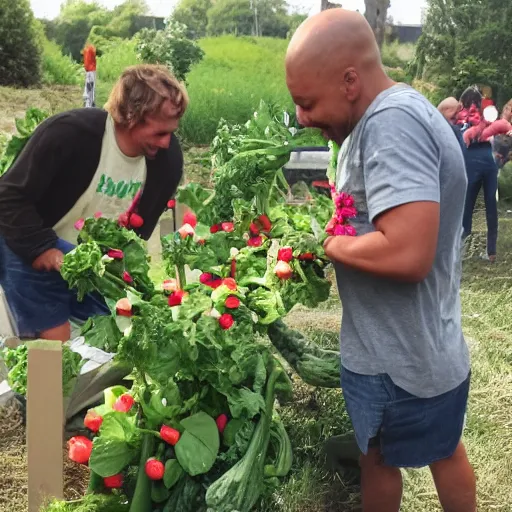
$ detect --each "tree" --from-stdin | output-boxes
[206,0,254,36]
[136,19,204,83]
[0,0,41,86]
[414,0,512,105]
[364,0,390,48]
[172,0,212,39]
[52,0,148,61]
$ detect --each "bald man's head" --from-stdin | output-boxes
[437,97,460,124]
[285,8,394,144]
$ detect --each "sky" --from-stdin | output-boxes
[30,0,427,25]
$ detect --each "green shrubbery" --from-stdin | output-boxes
[0,0,41,86]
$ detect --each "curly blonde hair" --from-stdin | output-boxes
[105,64,189,127]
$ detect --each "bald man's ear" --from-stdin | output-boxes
[342,68,360,102]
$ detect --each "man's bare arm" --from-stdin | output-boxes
[323,201,440,282]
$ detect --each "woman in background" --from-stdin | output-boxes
[459,86,499,263]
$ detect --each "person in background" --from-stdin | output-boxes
[481,85,494,111]
[493,99,512,169]
[438,97,464,146]
[460,86,499,263]
[0,64,187,342]
[286,8,474,512]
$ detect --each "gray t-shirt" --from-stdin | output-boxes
[334,84,470,399]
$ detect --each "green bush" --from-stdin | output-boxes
[381,41,415,69]
[0,0,41,86]
[179,35,292,144]
[136,19,204,83]
[41,38,83,85]
[96,38,139,83]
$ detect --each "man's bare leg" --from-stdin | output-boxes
[360,446,403,512]
[430,442,476,512]
[39,322,71,342]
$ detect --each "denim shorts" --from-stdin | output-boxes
[0,237,109,338]
[341,366,470,468]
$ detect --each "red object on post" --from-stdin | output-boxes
[83,45,96,72]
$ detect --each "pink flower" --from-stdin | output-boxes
[333,224,347,236]
[74,218,85,231]
[345,225,357,236]
[94,211,103,219]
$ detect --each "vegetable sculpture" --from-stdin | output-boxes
[41,102,346,512]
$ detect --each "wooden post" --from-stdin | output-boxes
[27,340,64,512]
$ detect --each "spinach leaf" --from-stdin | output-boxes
[175,412,219,476]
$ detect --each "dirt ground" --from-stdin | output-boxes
[0,399,89,512]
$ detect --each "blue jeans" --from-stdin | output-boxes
[341,367,470,468]
[0,238,109,338]
[462,145,498,256]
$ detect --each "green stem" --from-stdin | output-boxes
[176,264,186,289]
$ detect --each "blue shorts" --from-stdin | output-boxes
[0,237,110,338]
[341,366,470,468]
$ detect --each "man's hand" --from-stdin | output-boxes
[32,248,64,272]
[323,201,440,282]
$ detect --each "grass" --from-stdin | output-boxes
[179,36,293,144]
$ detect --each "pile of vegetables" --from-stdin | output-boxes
[36,102,342,512]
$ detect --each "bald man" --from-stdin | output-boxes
[286,9,475,512]
[438,97,461,124]
[438,97,465,147]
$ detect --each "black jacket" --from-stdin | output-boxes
[0,108,183,263]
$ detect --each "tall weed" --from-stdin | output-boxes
[41,39,83,86]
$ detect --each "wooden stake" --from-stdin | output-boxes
[27,340,64,512]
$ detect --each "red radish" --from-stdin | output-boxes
[247,236,263,247]
[216,414,228,433]
[129,213,144,228]
[208,278,223,289]
[221,222,234,232]
[122,271,133,284]
[167,199,176,209]
[107,249,124,260]
[116,298,132,317]
[222,278,237,290]
[178,223,195,238]
[219,313,234,330]
[118,212,130,228]
[197,238,206,245]
[68,436,93,464]
[162,279,177,293]
[160,425,180,446]
[249,223,260,235]
[104,474,123,488]
[183,211,197,228]
[113,394,135,413]
[277,247,293,263]
[145,458,165,480]
[200,273,213,284]
[274,260,293,280]
[210,224,220,234]
[168,290,186,307]
[258,214,272,232]
[84,410,103,433]
[298,253,315,261]
[74,218,85,231]
[225,296,240,309]
[94,211,102,219]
